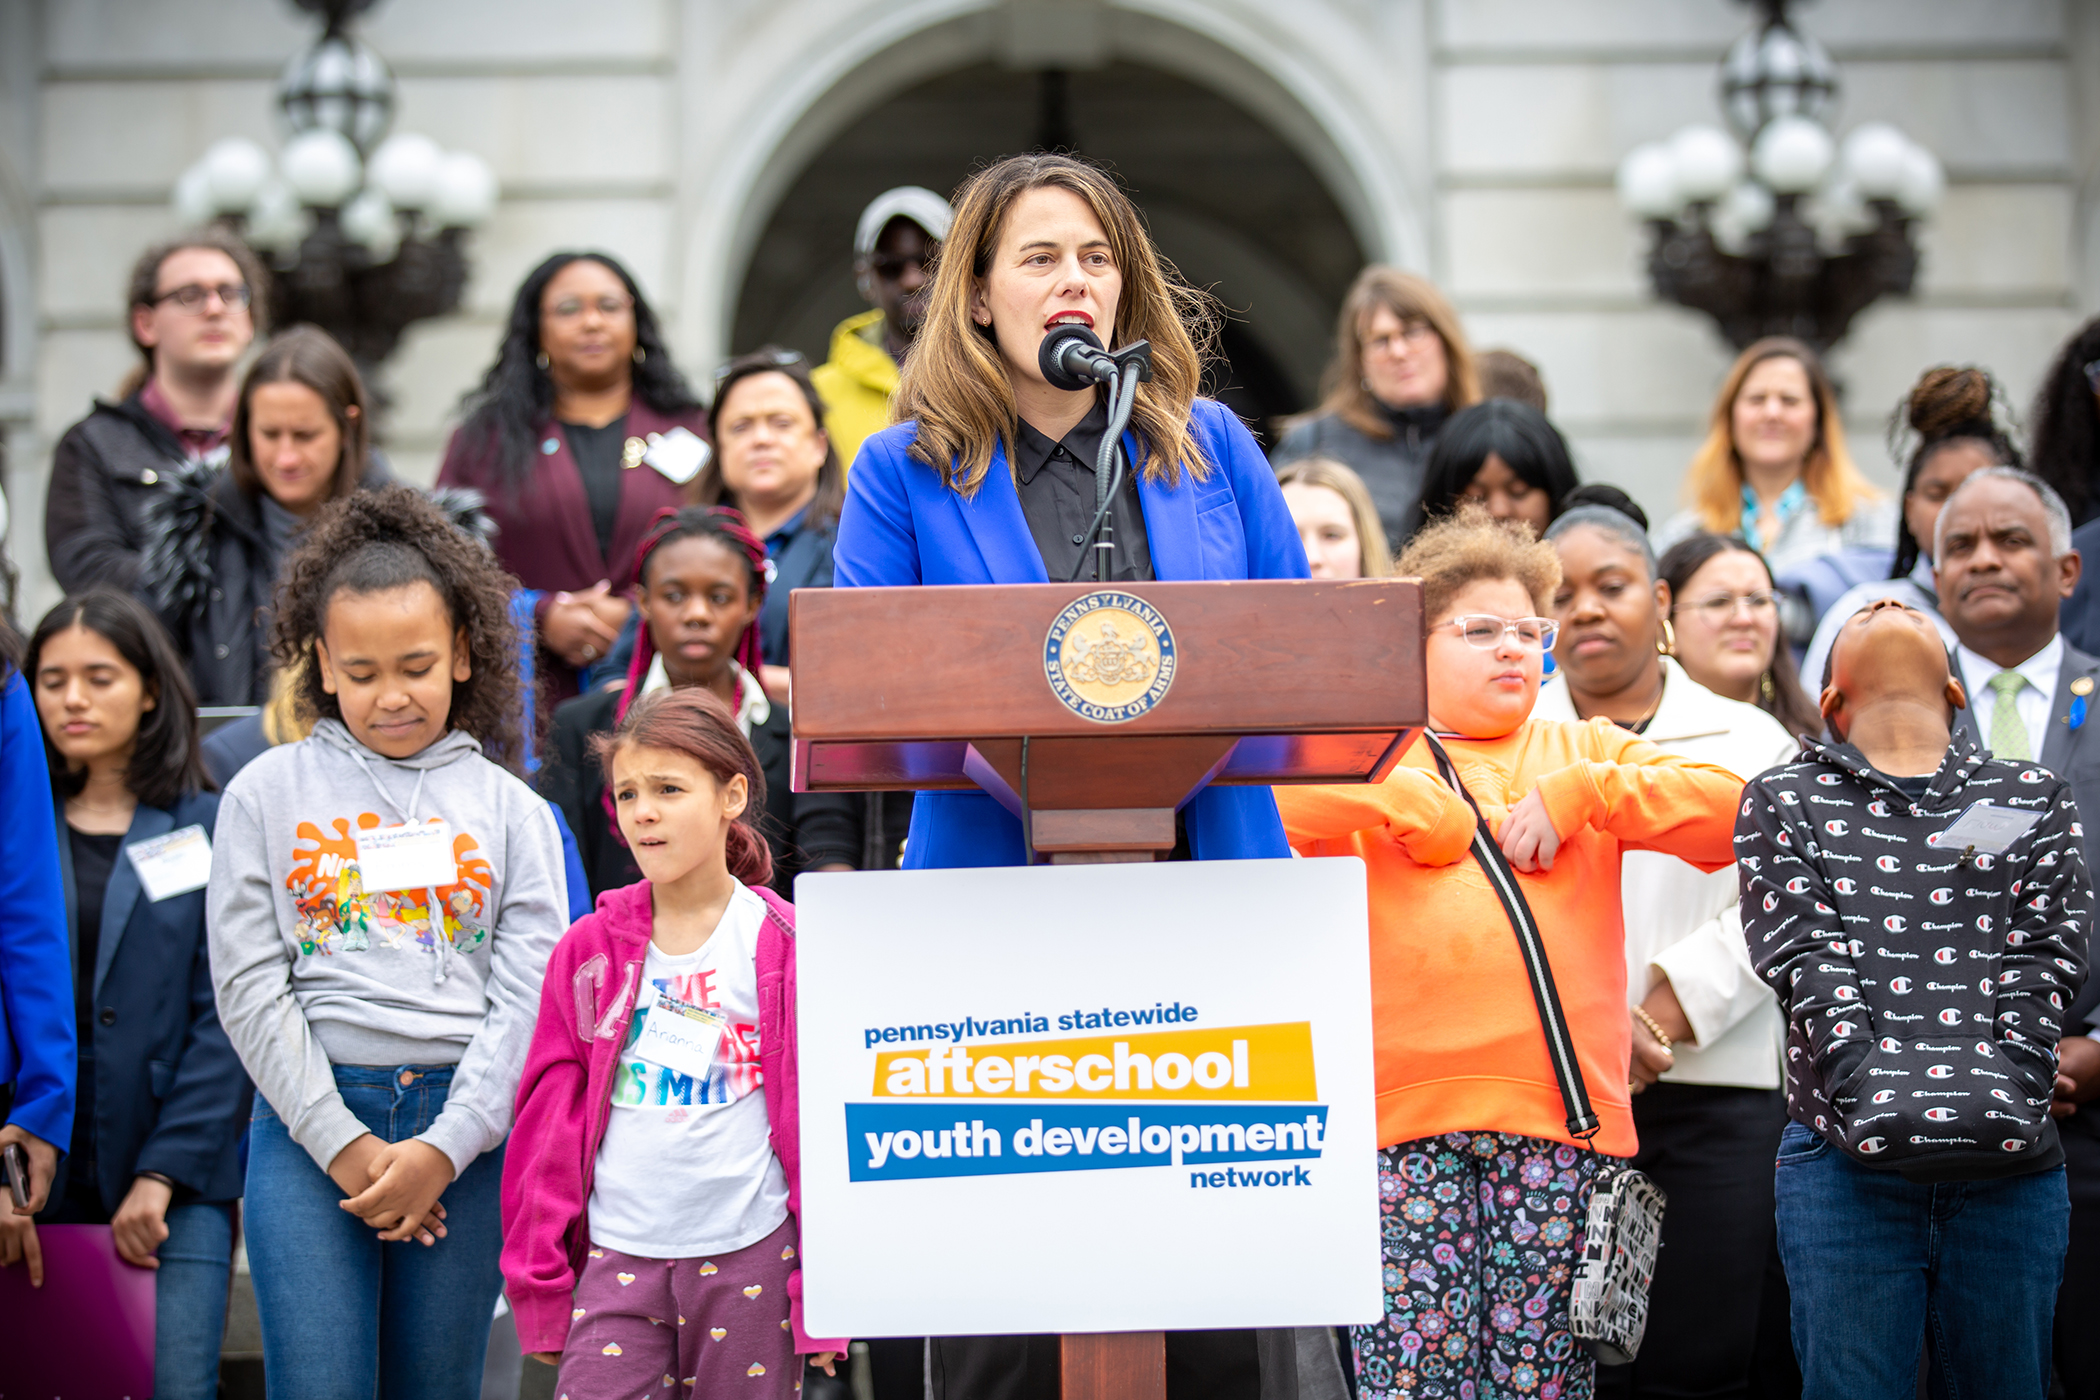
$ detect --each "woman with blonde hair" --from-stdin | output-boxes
[1276,456,1392,578]
[1273,266,1481,553]
[1654,336,1892,575]
[834,151,1307,1400]
[1276,510,1744,1400]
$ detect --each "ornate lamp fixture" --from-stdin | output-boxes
[1615,0,1943,351]
[169,0,496,385]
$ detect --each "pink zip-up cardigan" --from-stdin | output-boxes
[500,878,848,1357]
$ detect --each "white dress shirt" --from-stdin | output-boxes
[1955,632,2062,761]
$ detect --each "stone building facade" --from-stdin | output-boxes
[2,0,2097,616]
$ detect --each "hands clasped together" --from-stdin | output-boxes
[329,1133,455,1246]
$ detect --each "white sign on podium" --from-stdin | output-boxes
[793,857,1382,1338]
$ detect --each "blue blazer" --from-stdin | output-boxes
[834,397,1310,867]
[0,672,71,1149]
[57,791,250,1209]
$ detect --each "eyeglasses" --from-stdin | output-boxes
[1676,590,1779,622]
[1436,614,1559,650]
[1363,321,1438,357]
[149,282,250,314]
[713,347,806,388]
[546,293,634,321]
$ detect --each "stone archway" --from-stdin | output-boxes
[678,1,1421,440]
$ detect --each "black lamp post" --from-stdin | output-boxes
[1616,0,1942,352]
[171,0,496,392]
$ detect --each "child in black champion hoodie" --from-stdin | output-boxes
[1738,597,2090,1398]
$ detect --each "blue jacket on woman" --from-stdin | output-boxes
[57,789,249,1209]
[833,397,1309,867]
[0,671,72,1148]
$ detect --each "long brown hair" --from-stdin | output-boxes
[892,153,1215,496]
[1684,336,1875,533]
[591,688,773,889]
[1303,266,1479,440]
[230,325,371,507]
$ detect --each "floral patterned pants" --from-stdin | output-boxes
[1353,1132,1602,1400]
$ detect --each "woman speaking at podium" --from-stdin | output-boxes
[833,154,1308,1399]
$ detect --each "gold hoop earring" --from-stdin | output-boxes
[1761,670,1777,703]
[535,351,549,371]
[1657,618,1676,656]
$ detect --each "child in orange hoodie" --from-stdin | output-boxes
[1277,512,1744,1399]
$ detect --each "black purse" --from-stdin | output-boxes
[1422,734,1667,1365]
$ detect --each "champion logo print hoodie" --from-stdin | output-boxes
[1736,731,2091,1181]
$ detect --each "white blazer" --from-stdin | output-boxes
[1533,657,1797,1088]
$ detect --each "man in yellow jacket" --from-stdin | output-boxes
[812,185,952,473]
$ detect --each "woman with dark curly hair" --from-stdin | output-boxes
[436,252,708,707]
[206,485,568,1397]
[2029,315,2100,526]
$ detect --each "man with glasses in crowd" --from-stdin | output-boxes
[811,186,951,473]
[45,232,267,592]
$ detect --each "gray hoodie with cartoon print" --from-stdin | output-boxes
[208,719,567,1176]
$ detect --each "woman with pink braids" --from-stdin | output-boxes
[533,505,857,898]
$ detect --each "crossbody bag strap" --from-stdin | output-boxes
[1421,733,1601,1143]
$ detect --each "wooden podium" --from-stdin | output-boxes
[790,576,1426,1398]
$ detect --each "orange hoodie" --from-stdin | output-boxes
[1276,716,1744,1156]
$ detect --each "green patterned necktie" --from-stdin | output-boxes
[1987,670,2032,761]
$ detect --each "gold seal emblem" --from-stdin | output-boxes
[1044,591,1176,723]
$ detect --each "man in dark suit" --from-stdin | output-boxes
[1936,466,2100,1397]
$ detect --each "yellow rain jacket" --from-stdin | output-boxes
[811,308,900,474]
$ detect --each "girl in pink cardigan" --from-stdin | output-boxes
[501,688,844,1396]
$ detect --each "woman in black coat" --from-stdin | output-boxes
[24,588,248,1400]
[537,505,856,899]
[139,325,387,706]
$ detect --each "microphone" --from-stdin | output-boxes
[1038,325,1118,391]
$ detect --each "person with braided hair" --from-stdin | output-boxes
[1801,366,2021,687]
[536,505,857,900]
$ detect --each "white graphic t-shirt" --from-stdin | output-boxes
[587,882,789,1257]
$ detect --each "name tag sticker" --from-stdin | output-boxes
[643,426,711,486]
[126,824,213,901]
[354,820,457,893]
[1926,801,2043,857]
[633,991,727,1080]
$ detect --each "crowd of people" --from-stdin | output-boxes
[0,148,2098,1400]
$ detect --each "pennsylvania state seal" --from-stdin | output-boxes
[1043,591,1176,723]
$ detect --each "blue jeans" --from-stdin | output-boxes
[1773,1119,2068,1400]
[245,1065,505,1400]
[158,1200,237,1399]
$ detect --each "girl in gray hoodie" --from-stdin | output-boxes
[207,487,568,1399]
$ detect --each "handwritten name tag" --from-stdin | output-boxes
[354,820,457,893]
[632,991,727,1080]
[126,825,213,901]
[1926,801,2043,858]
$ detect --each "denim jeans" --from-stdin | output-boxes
[245,1065,505,1400]
[37,1178,234,1400]
[1773,1119,2068,1400]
